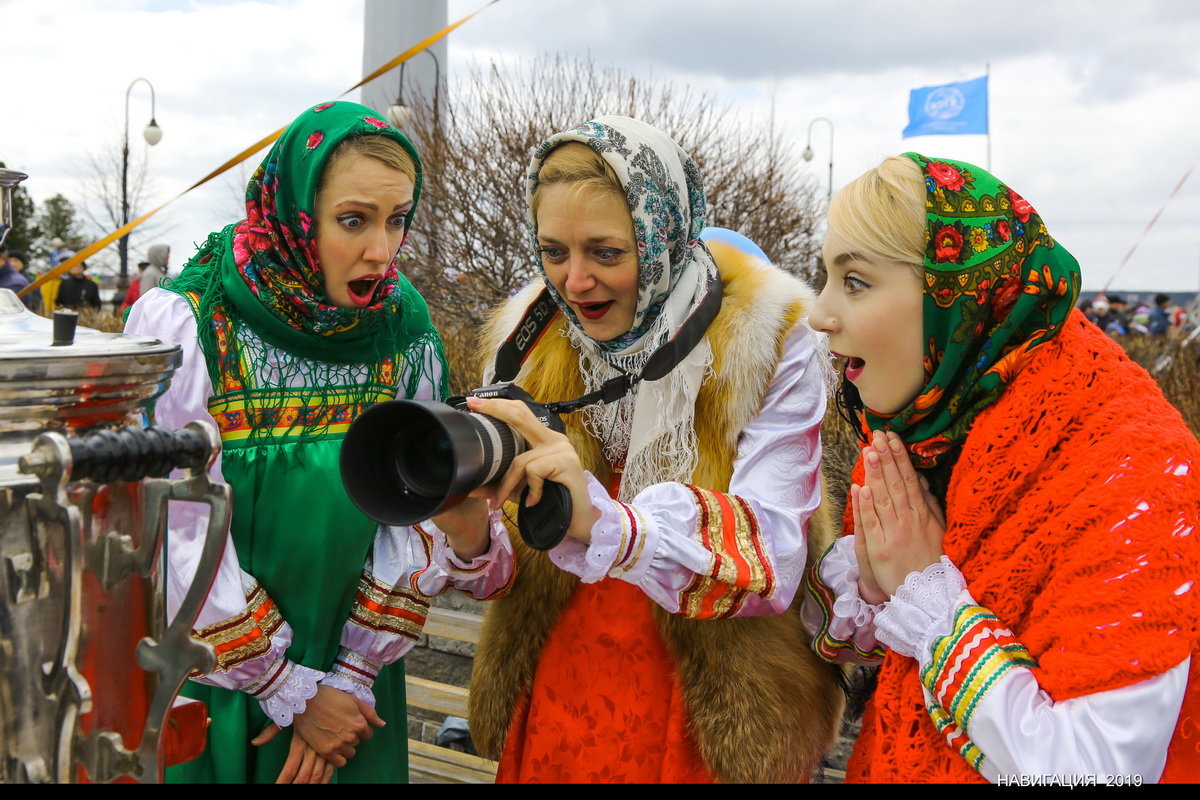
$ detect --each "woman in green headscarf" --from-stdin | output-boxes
[126,101,448,783]
[803,154,1200,783]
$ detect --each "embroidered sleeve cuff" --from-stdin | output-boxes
[918,604,1039,774]
[422,514,515,601]
[803,537,886,663]
[875,556,970,660]
[345,569,429,647]
[823,535,882,628]
[319,647,381,708]
[190,580,293,684]
[253,660,322,727]
[669,484,777,620]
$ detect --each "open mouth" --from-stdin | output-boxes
[346,275,383,308]
[575,300,614,321]
[831,350,865,381]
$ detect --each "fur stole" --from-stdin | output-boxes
[469,242,845,782]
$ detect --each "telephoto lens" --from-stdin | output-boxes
[340,384,572,549]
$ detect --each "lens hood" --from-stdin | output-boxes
[340,399,491,526]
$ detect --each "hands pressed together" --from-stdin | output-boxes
[432,396,599,561]
[850,430,947,605]
[251,684,385,784]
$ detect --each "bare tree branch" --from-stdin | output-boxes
[79,136,169,278]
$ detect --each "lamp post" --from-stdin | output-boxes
[120,78,162,291]
[801,117,834,204]
[386,49,442,130]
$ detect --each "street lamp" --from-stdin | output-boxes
[801,117,834,204]
[386,49,442,130]
[121,77,161,290]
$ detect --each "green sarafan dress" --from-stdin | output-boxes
[168,309,422,784]
[125,101,448,784]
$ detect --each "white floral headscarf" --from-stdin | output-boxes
[525,117,718,498]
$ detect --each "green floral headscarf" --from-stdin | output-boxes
[866,154,1082,467]
[166,101,448,434]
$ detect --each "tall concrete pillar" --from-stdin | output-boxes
[361,0,448,121]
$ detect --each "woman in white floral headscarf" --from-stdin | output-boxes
[419,116,843,783]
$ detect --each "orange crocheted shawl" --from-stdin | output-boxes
[847,311,1200,782]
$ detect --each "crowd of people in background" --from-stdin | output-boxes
[0,243,40,311]
[0,239,170,314]
[1081,292,1191,338]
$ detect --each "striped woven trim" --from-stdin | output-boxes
[328,647,383,690]
[802,540,887,663]
[927,698,987,771]
[610,500,649,577]
[349,570,430,642]
[676,486,775,619]
[243,656,294,699]
[921,604,1038,736]
[206,386,395,443]
[192,582,285,672]
[409,524,437,587]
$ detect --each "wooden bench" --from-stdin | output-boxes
[406,606,497,784]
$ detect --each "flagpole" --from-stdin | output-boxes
[985,62,992,171]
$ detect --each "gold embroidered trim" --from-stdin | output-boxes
[192,582,285,672]
[349,571,429,641]
[678,486,776,619]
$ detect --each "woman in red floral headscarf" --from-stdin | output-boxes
[804,153,1200,783]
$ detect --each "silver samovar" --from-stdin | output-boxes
[0,169,229,783]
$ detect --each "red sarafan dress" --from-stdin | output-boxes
[496,472,712,784]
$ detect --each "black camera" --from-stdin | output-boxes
[340,383,573,550]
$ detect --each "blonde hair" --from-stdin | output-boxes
[320,135,418,189]
[530,142,625,220]
[828,155,925,268]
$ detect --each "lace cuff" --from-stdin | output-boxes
[252,659,322,727]
[319,647,381,708]
[875,556,970,660]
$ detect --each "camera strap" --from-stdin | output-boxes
[492,278,724,415]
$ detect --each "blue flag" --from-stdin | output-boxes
[903,75,989,138]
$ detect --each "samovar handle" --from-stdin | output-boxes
[128,420,231,783]
[33,420,231,783]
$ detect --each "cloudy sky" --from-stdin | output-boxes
[4,0,1199,294]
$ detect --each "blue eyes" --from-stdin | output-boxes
[538,246,626,264]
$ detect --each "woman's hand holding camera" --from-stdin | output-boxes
[851,429,946,602]
[465,396,600,544]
